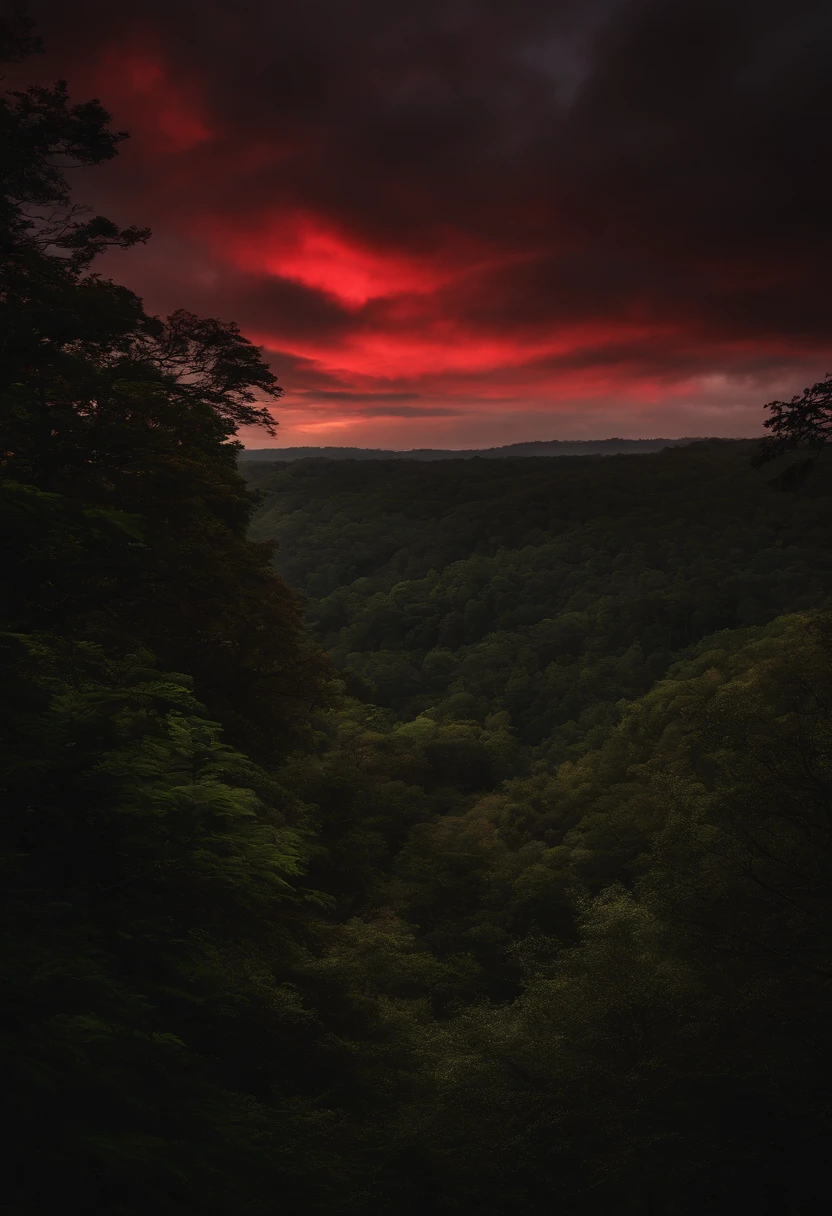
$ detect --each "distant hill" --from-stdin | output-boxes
[239,437,705,462]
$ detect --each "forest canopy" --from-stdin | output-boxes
[241,444,832,1212]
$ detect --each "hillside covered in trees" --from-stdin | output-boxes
[3,17,832,1215]
[245,444,832,1215]
[246,443,832,770]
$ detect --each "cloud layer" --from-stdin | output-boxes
[22,0,832,445]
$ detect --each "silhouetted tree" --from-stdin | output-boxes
[753,373,832,486]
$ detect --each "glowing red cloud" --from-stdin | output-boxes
[79,65,827,444]
[211,213,522,307]
[227,219,442,304]
[248,318,684,380]
[23,0,832,448]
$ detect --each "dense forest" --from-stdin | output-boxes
[240,438,698,461]
[3,19,832,1215]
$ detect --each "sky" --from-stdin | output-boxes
[18,0,832,448]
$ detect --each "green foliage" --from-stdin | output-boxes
[0,27,345,1213]
[410,614,832,1213]
[246,451,832,1211]
[1,634,317,1212]
[248,444,832,763]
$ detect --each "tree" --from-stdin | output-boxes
[0,23,349,1214]
[0,10,280,460]
[753,373,832,487]
[0,13,312,755]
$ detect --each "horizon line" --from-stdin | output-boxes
[240,435,763,454]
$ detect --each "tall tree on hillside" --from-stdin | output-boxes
[0,11,324,756]
[753,373,832,487]
[0,18,345,1215]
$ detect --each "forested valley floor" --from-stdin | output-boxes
[4,16,832,1212]
[239,444,832,1214]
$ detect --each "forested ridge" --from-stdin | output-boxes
[246,444,832,765]
[4,19,832,1214]
[240,437,697,461]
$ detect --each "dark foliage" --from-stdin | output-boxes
[753,373,832,486]
[243,444,832,1210]
[0,24,341,1214]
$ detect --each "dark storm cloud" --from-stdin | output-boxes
[17,0,832,441]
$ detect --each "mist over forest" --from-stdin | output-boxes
[4,9,832,1216]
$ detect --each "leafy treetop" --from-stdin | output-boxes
[753,373,832,485]
[0,10,280,437]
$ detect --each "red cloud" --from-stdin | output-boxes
[23,0,832,447]
[216,214,451,305]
